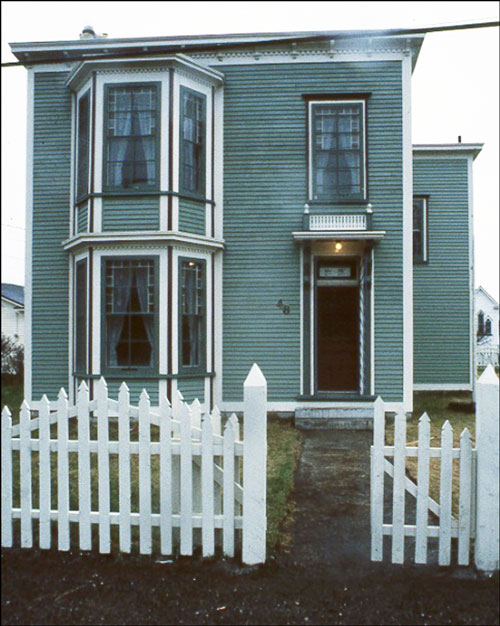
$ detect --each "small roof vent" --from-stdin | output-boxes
[80,25,97,40]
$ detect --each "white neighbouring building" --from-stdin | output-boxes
[1,283,25,346]
[475,286,499,368]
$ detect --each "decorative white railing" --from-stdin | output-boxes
[477,345,499,367]
[309,214,367,231]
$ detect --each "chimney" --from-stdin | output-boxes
[458,135,462,143]
[80,25,97,40]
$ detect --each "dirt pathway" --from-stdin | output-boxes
[2,429,498,625]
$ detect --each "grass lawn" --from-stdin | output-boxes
[3,375,301,556]
[385,391,476,516]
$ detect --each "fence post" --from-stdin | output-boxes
[242,363,267,565]
[474,365,499,574]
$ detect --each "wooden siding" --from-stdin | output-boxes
[104,379,159,405]
[413,157,471,385]
[101,196,159,231]
[32,72,72,400]
[216,61,404,402]
[178,377,206,403]
[178,198,206,235]
[77,204,88,233]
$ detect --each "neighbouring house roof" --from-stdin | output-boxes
[1,283,24,307]
[476,286,499,309]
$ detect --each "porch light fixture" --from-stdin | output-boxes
[334,241,343,252]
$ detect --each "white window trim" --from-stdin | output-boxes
[307,99,367,202]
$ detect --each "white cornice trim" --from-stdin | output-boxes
[62,231,225,252]
[65,54,224,91]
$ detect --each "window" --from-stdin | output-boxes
[180,87,206,196]
[103,258,157,372]
[76,91,90,200]
[179,258,206,371]
[75,259,88,373]
[413,196,428,263]
[310,101,365,200]
[104,84,159,190]
[477,311,485,338]
[485,318,492,336]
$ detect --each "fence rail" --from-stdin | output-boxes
[371,366,499,573]
[1,364,268,565]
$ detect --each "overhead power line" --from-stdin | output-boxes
[2,20,499,68]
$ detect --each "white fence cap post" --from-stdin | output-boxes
[244,363,267,388]
[478,363,498,385]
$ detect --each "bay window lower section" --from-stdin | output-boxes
[70,244,217,409]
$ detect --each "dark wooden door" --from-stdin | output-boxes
[316,285,359,392]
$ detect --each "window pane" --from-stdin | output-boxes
[75,259,87,372]
[311,102,364,199]
[181,260,204,368]
[77,92,90,199]
[413,197,426,262]
[180,89,205,195]
[105,85,157,188]
[105,259,155,368]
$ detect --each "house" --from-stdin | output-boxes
[9,27,482,420]
[475,286,499,367]
[1,283,25,345]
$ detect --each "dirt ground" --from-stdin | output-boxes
[2,430,499,626]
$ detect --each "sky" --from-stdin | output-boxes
[2,1,499,300]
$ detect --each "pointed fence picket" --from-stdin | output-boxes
[370,368,499,572]
[1,366,267,565]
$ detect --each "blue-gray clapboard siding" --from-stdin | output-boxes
[104,379,159,405]
[216,61,404,402]
[413,157,471,385]
[77,203,88,233]
[177,377,205,403]
[101,196,159,231]
[178,198,206,235]
[32,72,72,400]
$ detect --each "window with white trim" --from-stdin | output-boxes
[309,101,365,201]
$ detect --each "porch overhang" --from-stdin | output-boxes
[292,230,386,242]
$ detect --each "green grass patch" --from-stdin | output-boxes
[266,417,301,554]
[385,391,475,515]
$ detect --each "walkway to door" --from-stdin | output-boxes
[289,429,374,574]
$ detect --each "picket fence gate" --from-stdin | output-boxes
[371,365,499,573]
[1,364,268,565]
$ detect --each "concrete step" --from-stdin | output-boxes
[295,407,374,430]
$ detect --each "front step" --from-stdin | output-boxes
[295,407,374,430]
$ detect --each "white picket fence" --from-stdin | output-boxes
[1,364,268,565]
[371,365,499,573]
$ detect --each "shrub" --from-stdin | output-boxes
[1,334,24,379]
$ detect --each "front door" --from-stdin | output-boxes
[315,258,360,392]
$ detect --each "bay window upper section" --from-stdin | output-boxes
[66,56,224,240]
